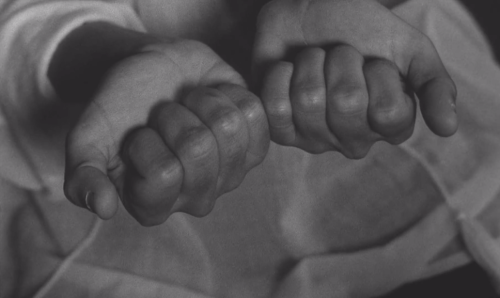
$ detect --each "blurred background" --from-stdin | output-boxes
[459,0,500,61]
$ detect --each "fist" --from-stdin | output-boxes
[120,84,269,226]
[261,45,415,157]
[64,38,268,225]
[253,0,458,145]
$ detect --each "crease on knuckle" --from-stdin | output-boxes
[210,108,245,137]
[238,95,265,123]
[371,103,411,130]
[150,155,183,186]
[176,128,216,161]
[330,87,367,116]
[294,84,325,112]
[266,100,292,128]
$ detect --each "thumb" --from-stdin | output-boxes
[64,134,120,220]
[406,35,458,137]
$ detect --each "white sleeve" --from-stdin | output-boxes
[0,1,145,190]
[0,1,145,109]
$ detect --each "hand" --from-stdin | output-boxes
[120,84,269,225]
[253,0,458,155]
[261,45,415,157]
[64,40,269,225]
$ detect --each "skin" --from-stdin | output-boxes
[55,0,458,229]
[56,23,269,225]
[253,0,458,156]
[251,0,458,252]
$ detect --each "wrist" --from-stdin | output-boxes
[48,21,159,102]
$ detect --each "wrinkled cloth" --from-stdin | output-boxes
[2,0,500,297]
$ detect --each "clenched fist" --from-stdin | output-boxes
[120,85,269,225]
[253,0,458,156]
[63,32,269,225]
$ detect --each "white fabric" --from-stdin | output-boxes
[1,0,500,297]
[0,1,145,191]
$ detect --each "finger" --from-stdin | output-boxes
[181,87,248,196]
[150,102,219,217]
[64,131,119,220]
[364,58,416,144]
[260,61,296,146]
[325,45,376,159]
[407,35,458,136]
[252,18,288,90]
[121,127,183,226]
[290,47,332,153]
[216,84,270,170]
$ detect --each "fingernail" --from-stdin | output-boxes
[85,192,95,213]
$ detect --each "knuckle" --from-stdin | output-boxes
[329,87,367,116]
[150,155,183,186]
[370,103,413,135]
[200,86,223,99]
[294,84,325,112]
[371,106,406,127]
[176,128,216,161]
[238,94,266,123]
[266,100,292,128]
[210,108,245,137]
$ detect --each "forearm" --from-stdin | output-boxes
[48,21,159,102]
